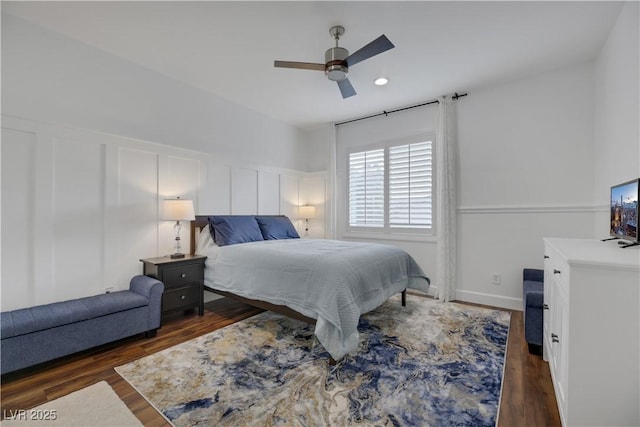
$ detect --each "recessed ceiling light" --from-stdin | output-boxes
[374,77,389,86]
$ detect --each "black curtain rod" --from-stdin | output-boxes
[334,92,468,126]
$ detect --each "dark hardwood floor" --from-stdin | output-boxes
[1,297,560,426]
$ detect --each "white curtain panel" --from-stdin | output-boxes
[436,95,458,302]
[328,126,339,239]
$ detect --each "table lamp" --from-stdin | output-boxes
[162,197,195,258]
[299,205,316,235]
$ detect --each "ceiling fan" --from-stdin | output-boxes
[274,26,395,99]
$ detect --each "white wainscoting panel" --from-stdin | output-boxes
[165,155,200,200]
[258,170,280,215]
[1,127,37,310]
[201,161,231,215]
[231,167,258,214]
[1,116,323,310]
[52,138,106,300]
[280,174,300,230]
[117,147,160,287]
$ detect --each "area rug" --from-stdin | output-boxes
[1,381,142,427]
[116,295,510,427]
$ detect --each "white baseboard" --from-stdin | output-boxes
[454,289,523,311]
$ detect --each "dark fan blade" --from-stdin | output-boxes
[344,35,395,67]
[274,61,325,71]
[337,78,356,98]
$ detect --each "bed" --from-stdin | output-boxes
[190,215,430,361]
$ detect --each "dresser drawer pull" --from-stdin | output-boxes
[553,269,561,275]
[180,295,186,300]
[551,333,559,343]
[543,304,549,310]
[544,255,549,259]
[180,273,187,278]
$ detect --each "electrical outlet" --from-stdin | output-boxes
[491,274,501,285]
[104,286,114,294]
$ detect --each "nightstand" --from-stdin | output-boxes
[140,254,207,319]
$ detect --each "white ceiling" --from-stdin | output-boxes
[2,1,623,129]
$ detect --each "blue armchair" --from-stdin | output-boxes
[522,268,544,355]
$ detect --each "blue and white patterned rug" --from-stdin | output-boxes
[116,295,510,427]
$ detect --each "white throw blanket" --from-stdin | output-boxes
[201,239,430,360]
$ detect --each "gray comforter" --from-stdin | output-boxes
[202,238,430,360]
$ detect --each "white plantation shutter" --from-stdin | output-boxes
[348,138,433,232]
[349,149,385,227]
[389,141,432,228]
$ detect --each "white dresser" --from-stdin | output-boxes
[543,238,639,427]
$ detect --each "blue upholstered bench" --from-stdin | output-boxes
[1,275,163,374]
[523,268,544,355]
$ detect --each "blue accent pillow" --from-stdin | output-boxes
[209,216,264,246]
[255,216,300,240]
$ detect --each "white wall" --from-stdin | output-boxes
[310,2,639,310]
[303,125,334,173]
[0,116,322,311]
[322,4,639,311]
[329,62,600,309]
[3,3,637,314]
[334,105,439,295]
[593,1,640,233]
[0,12,328,311]
[592,4,640,409]
[1,12,306,171]
[456,63,597,308]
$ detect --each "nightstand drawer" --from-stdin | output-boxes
[162,264,204,287]
[163,284,200,312]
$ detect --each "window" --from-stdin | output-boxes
[348,137,433,233]
[349,149,385,227]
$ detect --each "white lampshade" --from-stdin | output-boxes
[162,198,195,221]
[299,205,316,219]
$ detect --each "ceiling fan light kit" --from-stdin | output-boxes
[325,48,349,82]
[274,25,395,99]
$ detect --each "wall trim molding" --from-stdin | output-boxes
[457,204,606,215]
[454,289,523,311]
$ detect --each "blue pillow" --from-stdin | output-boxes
[255,216,300,240]
[209,216,264,246]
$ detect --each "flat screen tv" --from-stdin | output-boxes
[610,178,639,246]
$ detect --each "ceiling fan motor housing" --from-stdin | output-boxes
[325,47,349,81]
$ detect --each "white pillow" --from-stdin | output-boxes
[195,225,218,255]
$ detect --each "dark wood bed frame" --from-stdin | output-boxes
[190,214,407,334]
